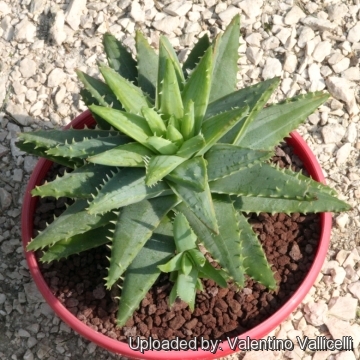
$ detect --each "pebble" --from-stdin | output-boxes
[321,124,346,144]
[312,41,331,62]
[152,16,180,34]
[19,58,36,78]
[332,57,350,74]
[328,296,358,320]
[301,16,336,31]
[14,18,36,43]
[130,1,145,22]
[47,68,67,88]
[304,300,327,326]
[336,143,352,165]
[50,11,67,46]
[262,58,282,80]
[348,282,360,300]
[284,5,306,25]
[65,0,86,31]
[164,1,192,17]
[0,188,12,209]
[283,53,297,73]
[347,22,360,43]
[297,26,315,48]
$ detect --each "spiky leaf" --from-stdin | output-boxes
[173,213,197,252]
[99,64,151,114]
[145,155,185,186]
[87,168,171,214]
[106,195,178,288]
[103,33,138,83]
[87,143,153,167]
[173,268,198,311]
[182,47,213,135]
[181,99,195,140]
[117,217,175,326]
[166,156,207,192]
[205,144,272,181]
[209,15,239,102]
[141,106,167,137]
[170,182,218,234]
[136,31,158,99]
[198,105,249,155]
[41,225,113,263]
[182,34,211,76]
[176,134,205,158]
[27,199,116,251]
[145,136,178,155]
[31,164,116,199]
[240,92,330,150]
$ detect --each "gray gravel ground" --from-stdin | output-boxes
[0,0,360,359]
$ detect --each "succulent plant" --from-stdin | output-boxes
[18,16,350,327]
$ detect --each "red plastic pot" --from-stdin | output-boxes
[22,110,331,359]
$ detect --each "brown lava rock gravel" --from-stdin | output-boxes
[33,144,320,344]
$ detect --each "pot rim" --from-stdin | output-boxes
[21,110,331,360]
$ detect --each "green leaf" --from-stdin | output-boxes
[76,70,122,109]
[177,195,245,287]
[46,135,130,159]
[239,92,330,150]
[198,260,227,288]
[205,77,281,145]
[145,155,185,186]
[40,225,113,263]
[173,268,198,311]
[187,249,206,267]
[170,181,218,234]
[87,168,171,214]
[117,217,175,326]
[99,64,151,114]
[89,105,153,148]
[158,252,183,272]
[103,33,138,83]
[105,195,178,288]
[27,199,116,251]
[17,129,118,150]
[182,46,213,135]
[166,156,207,192]
[210,163,317,201]
[145,136,178,155]
[166,125,184,148]
[182,34,211,77]
[176,134,205,158]
[181,254,193,276]
[157,36,185,108]
[161,59,184,119]
[173,212,197,252]
[205,144,272,181]
[236,212,276,289]
[141,106,167,137]
[180,99,195,140]
[136,31,158,99]
[198,105,249,155]
[87,143,153,167]
[16,140,81,168]
[209,15,239,102]
[31,163,116,199]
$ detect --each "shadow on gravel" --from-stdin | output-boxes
[37,11,53,45]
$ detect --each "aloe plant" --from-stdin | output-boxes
[18,16,350,328]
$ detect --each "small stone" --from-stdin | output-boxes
[336,250,351,266]
[246,47,263,65]
[18,329,31,337]
[324,315,359,346]
[0,1,10,15]
[65,0,86,31]
[24,282,45,304]
[328,296,358,320]
[308,113,320,125]
[218,6,240,24]
[47,68,67,87]
[276,27,292,45]
[325,77,359,116]
[261,36,280,50]
[13,168,23,182]
[24,156,37,173]
[301,16,336,31]
[348,282,360,300]
[245,33,262,47]
[343,249,360,268]
[27,337,37,348]
[336,143,351,165]
[297,26,315,48]
[283,53,297,73]
[335,351,356,360]
[342,67,360,81]
[0,144,9,157]
[238,0,263,19]
[164,0,192,17]
[19,58,37,78]
[130,1,145,22]
[321,124,346,144]
[14,18,36,43]
[328,52,344,66]
[289,243,302,261]
[23,349,34,360]
[0,188,12,209]
[304,300,327,326]
[332,57,350,74]
[6,102,31,126]
[0,293,6,304]
[312,41,331,62]
[153,16,180,34]
[50,11,67,46]
[93,286,106,300]
[347,22,360,43]
[284,5,306,25]
[331,265,347,284]
[262,58,282,80]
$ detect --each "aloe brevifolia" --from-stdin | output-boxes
[18,16,350,327]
